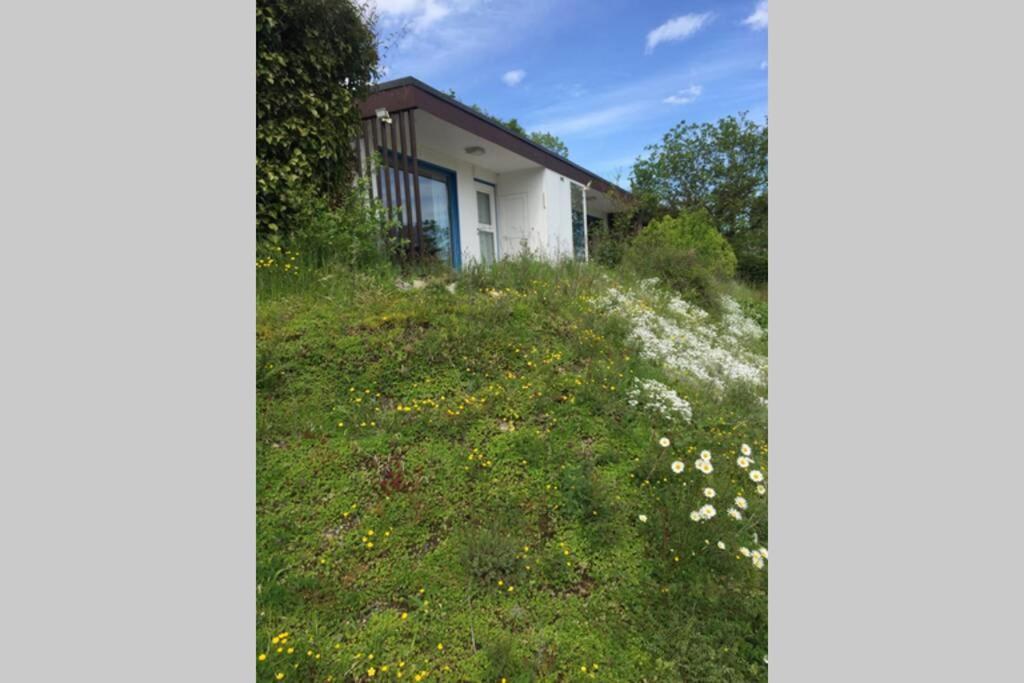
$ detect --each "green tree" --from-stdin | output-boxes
[257,0,379,242]
[631,112,767,280]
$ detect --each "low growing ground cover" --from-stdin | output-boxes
[257,258,768,682]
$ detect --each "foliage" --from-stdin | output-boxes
[622,210,738,307]
[632,113,767,282]
[257,258,767,682]
[257,0,379,242]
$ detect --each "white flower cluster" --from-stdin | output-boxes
[720,295,764,342]
[599,287,767,395]
[626,378,693,422]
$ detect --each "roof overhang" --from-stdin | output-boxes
[360,77,631,200]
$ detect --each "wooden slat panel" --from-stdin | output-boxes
[407,110,423,257]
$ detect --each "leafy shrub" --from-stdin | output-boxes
[622,210,737,307]
[289,176,402,270]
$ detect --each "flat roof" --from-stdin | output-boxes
[362,76,630,198]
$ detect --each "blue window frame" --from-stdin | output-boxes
[381,152,461,269]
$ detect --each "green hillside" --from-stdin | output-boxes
[257,259,768,682]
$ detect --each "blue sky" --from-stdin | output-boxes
[369,1,767,184]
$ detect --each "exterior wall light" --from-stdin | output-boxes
[464,146,485,156]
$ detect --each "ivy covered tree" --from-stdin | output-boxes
[257,0,379,242]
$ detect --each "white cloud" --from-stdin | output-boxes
[663,84,703,105]
[531,103,645,136]
[645,13,714,54]
[743,2,768,31]
[371,0,464,33]
[502,69,526,86]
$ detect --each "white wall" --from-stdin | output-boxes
[542,169,575,260]
[495,167,545,256]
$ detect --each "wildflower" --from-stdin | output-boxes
[258,654,267,662]
[689,511,701,522]
[437,643,444,651]
[659,437,671,448]
[695,459,714,474]
[756,484,766,495]
[367,667,377,677]
[739,547,751,557]
[275,674,285,681]
[736,456,752,468]
[735,496,748,510]
[703,487,716,498]
[717,541,726,550]
[752,554,765,569]
[401,612,408,620]
[699,504,716,520]
[700,450,712,461]
[728,507,743,520]
[759,547,768,558]
[638,514,648,523]
[671,460,685,474]
[741,443,752,456]
[749,470,764,483]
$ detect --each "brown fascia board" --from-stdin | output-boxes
[359,77,631,199]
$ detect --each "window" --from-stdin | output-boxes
[570,183,587,261]
[383,160,459,268]
[476,191,492,225]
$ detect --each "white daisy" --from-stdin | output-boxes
[689,511,702,522]
[658,437,671,448]
[759,547,768,559]
[638,514,648,523]
[699,504,716,520]
[740,443,752,456]
[671,460,685,474]
[694,460,714,474]
[717,541,726,550]
[703,487,716,498]
[736,456,751,469]
[749,470,764,483]
[727,507,742,520]
[752,554,765,569]
[739,547,751,557]
[756,484,766,495]
[735,496,748,510]
[700,449,712,461]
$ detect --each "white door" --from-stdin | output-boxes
[474,182,497,265]
[498,193,528,258]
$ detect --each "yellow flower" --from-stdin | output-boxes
[401,612,408,620]
[258,653,267,661]
[437,642,444,651]
[367,667,377,677]
[286,647,294,654]
[275,674,285,681]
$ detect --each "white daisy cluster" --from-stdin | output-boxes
[738,546,768,569]
[627,378,693,422]
[598,287,767,395]
[695,450,714,474]
[690,504,717,521]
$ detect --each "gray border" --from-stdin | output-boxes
[3,0,1024,680]
[772,1,1022,679]
[1,1,254,680]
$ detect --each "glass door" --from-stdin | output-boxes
[475,182,497,265]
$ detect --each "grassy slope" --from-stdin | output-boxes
[257,260,768,682]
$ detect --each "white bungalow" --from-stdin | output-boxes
[356,77,628,269]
